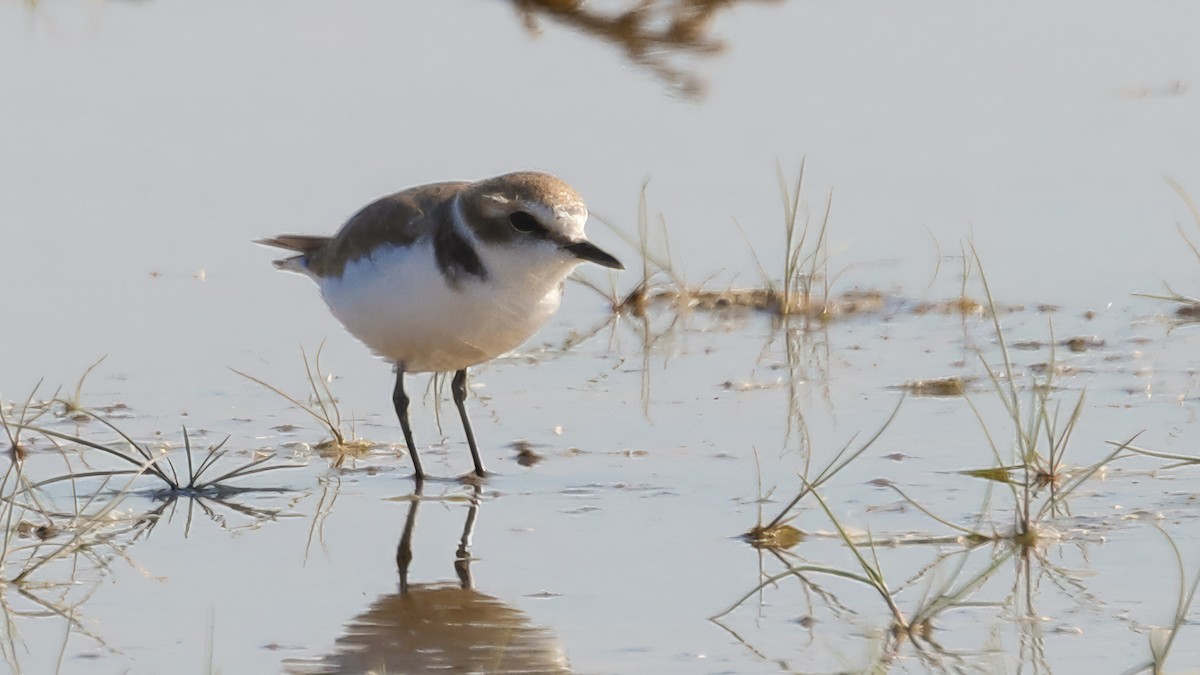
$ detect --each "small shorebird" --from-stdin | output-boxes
[258,171,622,481]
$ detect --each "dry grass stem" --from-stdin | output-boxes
[232,344,372,458]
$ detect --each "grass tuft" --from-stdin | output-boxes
[54,356,106,421]
[748,396,904,547]
[232,343,373,462]
[1134,177,1200,321]
[22,416,301,494]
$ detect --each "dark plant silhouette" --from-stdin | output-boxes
[511,0,783,97]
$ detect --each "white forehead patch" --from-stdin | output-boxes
[554,205,588,240]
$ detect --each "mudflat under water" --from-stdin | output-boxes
[3,2,1200,673]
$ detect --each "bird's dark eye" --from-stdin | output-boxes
[509,211,540,234]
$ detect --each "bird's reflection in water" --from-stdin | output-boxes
[288,484,570,674]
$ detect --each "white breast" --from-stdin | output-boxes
[317,239,578,373]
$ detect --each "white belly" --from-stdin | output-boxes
[317,241,575,372]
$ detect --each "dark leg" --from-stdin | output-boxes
[454,483,481,589]
[392,367,424,482]
[451,369,486,477]
[396,483,422,596]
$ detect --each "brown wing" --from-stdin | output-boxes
[258,181,469,278]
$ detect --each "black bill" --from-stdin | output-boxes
[564,241,624,270]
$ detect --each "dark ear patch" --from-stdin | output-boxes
[434,217,488,285]
[509,211,542,234]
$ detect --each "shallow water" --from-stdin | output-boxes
[3,2,1200,673]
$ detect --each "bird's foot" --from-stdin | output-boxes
[457,470,489,486]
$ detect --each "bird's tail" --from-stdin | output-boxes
[254,235,329,253]
[254,235,329,274]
